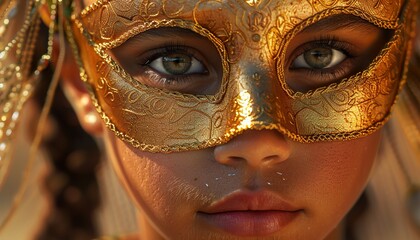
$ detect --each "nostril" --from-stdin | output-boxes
[262,155,280,162]
[229,156,245,162]
[262,155,281,163]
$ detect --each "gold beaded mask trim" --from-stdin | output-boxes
[71,0,416,152]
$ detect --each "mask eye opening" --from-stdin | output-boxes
[276,10,399,97]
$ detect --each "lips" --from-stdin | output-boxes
[198,190,302,237]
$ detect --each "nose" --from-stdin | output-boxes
[213,130,291,168]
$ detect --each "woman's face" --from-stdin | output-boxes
[79,0,391,238]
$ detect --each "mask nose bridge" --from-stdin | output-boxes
[226,52,287,134]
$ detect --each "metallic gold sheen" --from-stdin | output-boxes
[0,0,43,182]
[71,0,416,152]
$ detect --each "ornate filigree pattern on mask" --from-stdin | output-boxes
[70,0,416,152]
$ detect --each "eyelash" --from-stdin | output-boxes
[139,44,202,85]
[290,35,355,76]
[140,44,192,64]
[301,35,352,55]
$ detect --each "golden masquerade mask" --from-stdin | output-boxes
[70,0,417,152]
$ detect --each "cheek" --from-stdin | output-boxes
[111,144,182,221]
[305,143,374,205]
[288,131,381,231]
[115,150,173,219]
[106,135,215,233]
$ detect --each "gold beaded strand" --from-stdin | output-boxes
[0,0,60,232]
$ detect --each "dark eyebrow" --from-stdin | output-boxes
[302,14,379,33]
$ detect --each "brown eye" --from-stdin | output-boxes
[304,48,332,68]
[163,53,192,75]
[148,52,207,76]
[284,14,391,93]
[293,47,346,69]
[110,27,224,95]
